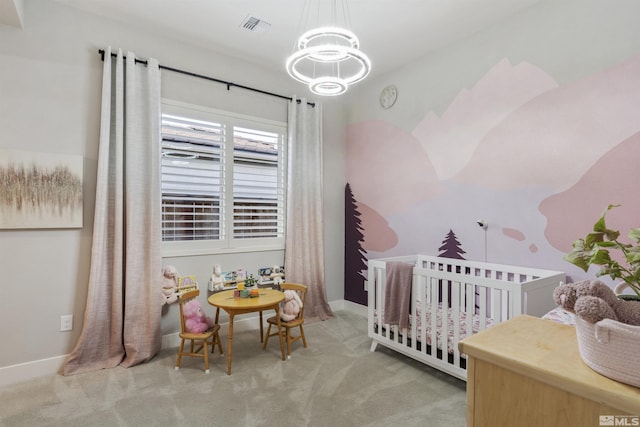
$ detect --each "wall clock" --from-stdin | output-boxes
[379,85,398,109]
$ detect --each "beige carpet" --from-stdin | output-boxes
[0,310,466,427]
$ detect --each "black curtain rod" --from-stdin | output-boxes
[98,49,314,107]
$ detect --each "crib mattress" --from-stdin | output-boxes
[375,301,494,355]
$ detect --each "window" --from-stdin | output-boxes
[161,101,286,255]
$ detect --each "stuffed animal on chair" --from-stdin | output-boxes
[161,265,179,305]
[280,289,303,322]
[553,280,640,325]
[183,299,214,333]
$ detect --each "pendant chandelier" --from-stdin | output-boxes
[286,0,371,96]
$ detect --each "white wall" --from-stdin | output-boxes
[0,0,346,384]
[349,0,640,131]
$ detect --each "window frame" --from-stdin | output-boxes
[161,99,287,257]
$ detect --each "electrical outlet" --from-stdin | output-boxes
[60,315,73,332]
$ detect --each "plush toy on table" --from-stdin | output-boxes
[183,299,215,333]
[280,289,303,322]
[270,265,284,287]
[161,265,179,306]
[553,279,640,325]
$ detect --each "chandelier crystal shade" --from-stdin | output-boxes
[286,5,371,96]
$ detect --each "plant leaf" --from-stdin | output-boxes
[588,249,613,266]
[584,232,604,247]
[595,241,617,248]
[563,251,589,272]
[594,204,620,234]
[571,238,586,250]
[598,265,622,280]
[593,214,607,232]
[629,227,640,243]
[604,228,620,241]
[626,245,640,263]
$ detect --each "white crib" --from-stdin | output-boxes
[367,255,565,380]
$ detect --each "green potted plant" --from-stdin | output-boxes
[564,204,640,299]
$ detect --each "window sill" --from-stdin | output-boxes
[162,244,285,258]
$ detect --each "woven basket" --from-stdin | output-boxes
[575,315,640,388]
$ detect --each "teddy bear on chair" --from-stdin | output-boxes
[183,299,214,333]
[280,289,303,322]
[553,279,640,325]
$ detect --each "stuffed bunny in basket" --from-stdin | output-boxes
[183,299,214,333]
[553,280,640,325]
[280,289,303,322]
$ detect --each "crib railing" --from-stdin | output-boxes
[367,255,565,380]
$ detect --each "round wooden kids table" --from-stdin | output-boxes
[208,288,285,375]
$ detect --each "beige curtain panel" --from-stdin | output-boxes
[63,48,163,375]
[285,98,333,322]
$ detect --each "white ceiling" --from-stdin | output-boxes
[27,0,540,78]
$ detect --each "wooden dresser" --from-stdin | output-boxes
[459,315,640,427]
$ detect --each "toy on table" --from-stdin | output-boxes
[270,266,285,287]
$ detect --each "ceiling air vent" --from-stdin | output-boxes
[239,15,271,33]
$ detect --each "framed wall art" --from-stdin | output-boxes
[0,148,83,229]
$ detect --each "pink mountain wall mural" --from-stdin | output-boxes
[345,120,443,217]
[452,56,640,191]
[412,59,558,181]
[541,131,640,253]
[346,54,640,282]
[357,200,397,252]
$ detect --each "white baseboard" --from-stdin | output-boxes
[0,355,67,388]
[0,299,366,388]
[335,299,367,317]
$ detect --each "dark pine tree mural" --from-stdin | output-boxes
[438,229,466,259]
[437,229,466,307]
[436,229,480,310]
[344,183,368,305]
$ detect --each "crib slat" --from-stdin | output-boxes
[451,280,461,367]
[466,283,474,338]
[420,277,427,356]
[430,276,438,358]
[442,279,449,360]
[491,284,501,322]
[410,274,418,350]
[479,286,487,330]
